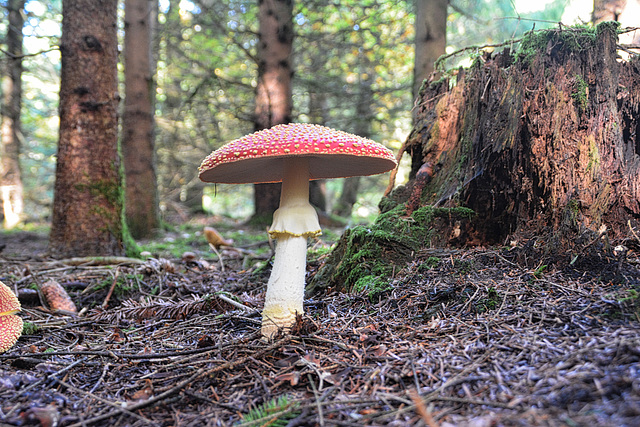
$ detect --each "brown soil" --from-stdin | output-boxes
[1,227,639,426]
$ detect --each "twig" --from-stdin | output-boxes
[435,37,525,70]
[101,267,120,309]
[209,243,225,272]
[432,395,518,409]
[55,256,145,266]
[216,292,256,312]
[307,373,325,427]
[409,388,439,427]
[89,363,110,394]
[0,46,59,59]
[0,340,255,361]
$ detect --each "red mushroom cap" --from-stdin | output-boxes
[198,123,397,184]
[0,314,23,353]
[0,281,22,353]
[0,281,20,315]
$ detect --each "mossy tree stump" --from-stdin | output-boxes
[311,24,640,293]
[402,23,639,253]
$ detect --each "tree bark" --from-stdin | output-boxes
[400,24,640,256]
[308,91,328,212]
[253,0,294,220]
[123,0,159,238]
[0,0,26,229]
[333,72,374,218]
[50,0,126,257]
[412,0,447,103]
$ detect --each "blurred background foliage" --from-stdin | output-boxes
[0,0,591,226]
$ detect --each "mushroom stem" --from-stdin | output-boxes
[262,157,321,338]
[261,234,307,338]
[280,157,311,208]
[269,157,321,238]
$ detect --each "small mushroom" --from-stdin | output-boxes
[204,226,233,248]
[199,123,397,338]
[0,281,23,353]
[204,226,233,271]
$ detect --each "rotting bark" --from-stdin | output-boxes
[394,23,640,258]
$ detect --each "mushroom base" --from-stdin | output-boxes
[261,234,307,338]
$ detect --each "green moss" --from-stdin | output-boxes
[586,136,600,174]
[378,195,400,214]
[75,178,121,207]
[565,198,581,227]
[353,275,393,302]
[122,221,141,258]
[476,287,501,313]
[596,20,621,37]
[92,273,142,298]
[453,258,475,275]
[21,321,39,335]
[419,256,440,272]
[308,203,476,294]
[428,74,449,90]
[307,245,332,260]
[140,235,201,259]
[515,25,602,66]
[469,51,485,70]
[74,170,139,257]
[572,74,588,112]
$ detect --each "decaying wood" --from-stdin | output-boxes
[401,24,640,257]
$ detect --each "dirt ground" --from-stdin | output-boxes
[0,225,639,426]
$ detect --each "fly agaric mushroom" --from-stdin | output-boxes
[0,281,23,353]
[198,123,397,338]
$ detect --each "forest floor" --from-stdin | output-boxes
[0,218,639,426]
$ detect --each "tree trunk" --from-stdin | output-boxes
[308,91,328,212]
[333,72,373,218]
[123,0,159,238]
[0,0,26,229]
[309,180,327,212]
[412,0,447,103]
[401,24,640,255]
[50,0,126,257]
[333,177,360,217]
[253,0,294,220]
